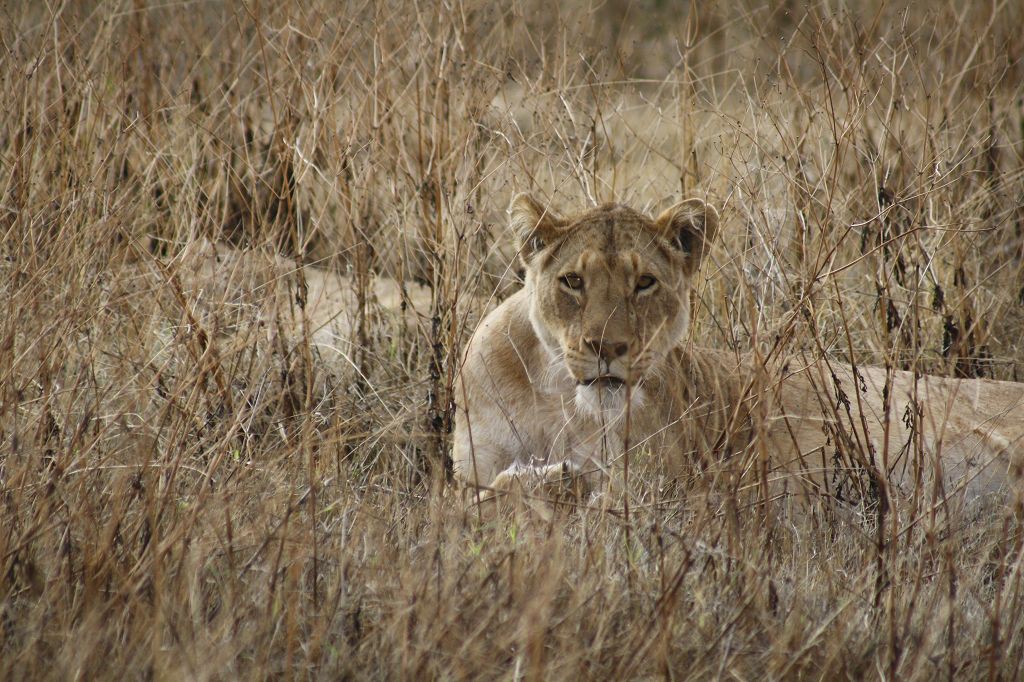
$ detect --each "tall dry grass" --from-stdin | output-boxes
[2,0,1024,678]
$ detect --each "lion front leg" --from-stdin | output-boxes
[488,457,628,508]
[482,460,593,508]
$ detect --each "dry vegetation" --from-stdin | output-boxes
[2,0,1024,678]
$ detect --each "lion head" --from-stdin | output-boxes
[509,193,719,419]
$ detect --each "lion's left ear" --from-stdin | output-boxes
[655,198,719,275]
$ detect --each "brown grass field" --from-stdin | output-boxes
[3,0,1024,678]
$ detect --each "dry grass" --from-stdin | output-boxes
[2,0,1024,678]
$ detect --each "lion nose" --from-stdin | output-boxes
[583,338,629,361]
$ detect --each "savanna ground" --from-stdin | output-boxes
[2,0,1024,678]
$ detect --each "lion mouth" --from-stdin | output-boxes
[579,375,628,390]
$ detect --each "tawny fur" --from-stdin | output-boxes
[453,196,1024,515]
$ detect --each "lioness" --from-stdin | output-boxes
[453,194,1024,515]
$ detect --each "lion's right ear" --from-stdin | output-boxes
[509,193,566,263]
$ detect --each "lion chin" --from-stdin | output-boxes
[574,377,646,421]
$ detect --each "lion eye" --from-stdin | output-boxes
[636,274,657,292]
[560,273,584,291]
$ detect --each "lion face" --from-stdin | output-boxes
[510,194,718,419]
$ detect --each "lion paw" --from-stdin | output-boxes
[481,461,592,511]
